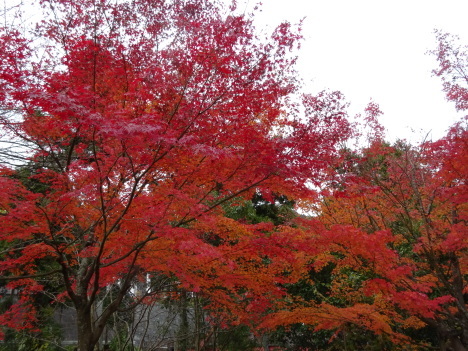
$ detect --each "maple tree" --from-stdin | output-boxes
[0,0,352,349]
[262,125,467,350]
[258,31,468,351]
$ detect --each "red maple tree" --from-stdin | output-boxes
[0,0,351,349]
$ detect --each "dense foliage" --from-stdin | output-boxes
[0,1,466,350]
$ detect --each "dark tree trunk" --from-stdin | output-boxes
[76,305,98,351]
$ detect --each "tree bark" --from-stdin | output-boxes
[76,305,97,351]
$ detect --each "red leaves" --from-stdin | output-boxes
[363,101,385,142]
[431,31,468,111]
[0,176,44,242]
[0,1,355,344]
[0,296,39,335]
[0,279,44,337]
[0,30,31,105]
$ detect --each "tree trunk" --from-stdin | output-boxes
[437,324,468,351]
[76,306,98,351]
[262,333,269,351]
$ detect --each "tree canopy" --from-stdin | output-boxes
[0,0,351,349]
[0,1,466,350]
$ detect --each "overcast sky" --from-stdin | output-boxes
[244,0,467,142]
[10,0,468,142]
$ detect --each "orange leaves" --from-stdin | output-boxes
[315,304,393,336]
[293,132,468,347]
[264,303,395,338]
[309,224,402,280]
[193,215,256,242]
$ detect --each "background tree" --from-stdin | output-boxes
[263,124,466,350]
[262,32,468,350]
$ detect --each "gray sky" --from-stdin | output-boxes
[246,0,467,142]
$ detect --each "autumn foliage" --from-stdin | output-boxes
[0,0,352,349]
[0,0,467,350]
[287,132,467,349]
[262,33,468,350]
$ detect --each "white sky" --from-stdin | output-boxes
[245,0,468,142]
[10,0,468,142]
